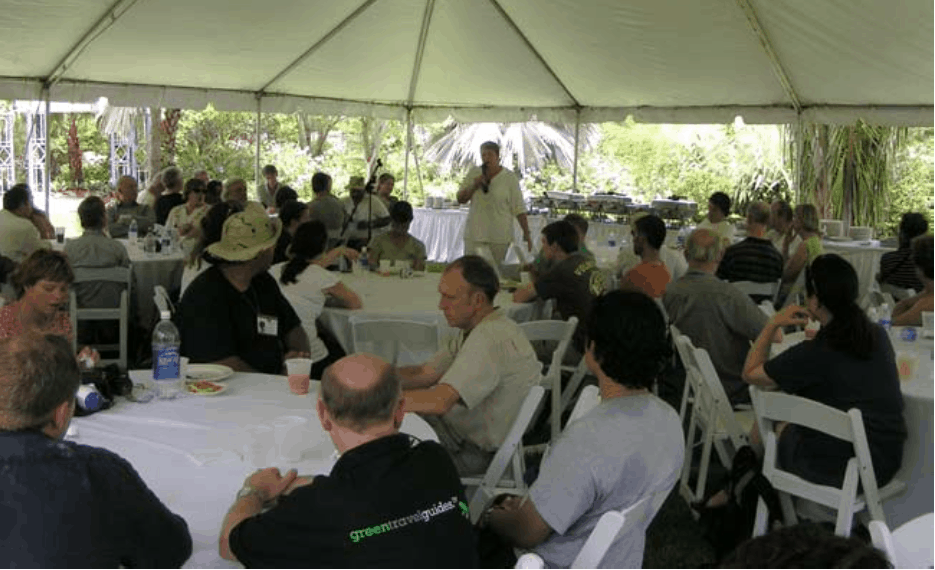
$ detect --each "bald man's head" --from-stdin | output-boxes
[320,354,400,432]
[684,228,722,269]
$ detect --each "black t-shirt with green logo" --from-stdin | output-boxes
[230,434,478,568]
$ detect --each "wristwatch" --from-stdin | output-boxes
[235,484,264,502]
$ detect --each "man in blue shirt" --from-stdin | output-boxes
[0,333,192,568]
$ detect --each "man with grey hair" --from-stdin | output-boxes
[220,353,476,567]
[663,229,771,405]
[457,141,533,264]
[223,178,249,207]
[716,201,784,301]
[397,255,541,474]
[0,333,192,567]
[106,175,156,238]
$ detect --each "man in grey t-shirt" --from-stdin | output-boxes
[484,291,684,568]
[306,172,347,246]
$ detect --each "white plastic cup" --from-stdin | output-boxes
[180,356,190,382]
[243,424,275,467]
[896,351,920,382]
[285,358,313,395]
[922,311,934,339]
[379,259,391,273]
[520,271,531,284]
[272,416,308,463]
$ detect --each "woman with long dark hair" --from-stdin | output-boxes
[269,221,361,377]
[743,254,906,487]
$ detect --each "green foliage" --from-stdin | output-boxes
[883,128,934,237]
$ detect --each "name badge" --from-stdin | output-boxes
[257,314,279,336]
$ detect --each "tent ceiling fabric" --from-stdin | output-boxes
[0,0,929,125]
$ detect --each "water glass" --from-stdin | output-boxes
[54,227,65,244]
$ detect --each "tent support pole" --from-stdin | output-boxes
[403,109,413,200]
[43,90,50,213]
[572,111,580,191]
[254,97,261,194]
[734,0,801,113]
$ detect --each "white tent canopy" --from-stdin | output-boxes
[0,0,930,125]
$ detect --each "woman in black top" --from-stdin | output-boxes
[743,254,906,487]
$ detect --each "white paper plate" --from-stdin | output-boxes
[826,236,854,242]
[185,364,234,382]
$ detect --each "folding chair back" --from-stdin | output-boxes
[348,316,440,366]
[675,333,751,505]
[570,486,671,568]
[750,387,905,537]
[466,385,545,523]
[870,513,935,568]
[519,316,578,442]
[70,267,131,370]
[731,279,780,304]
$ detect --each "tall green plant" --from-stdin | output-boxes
[786,121,904,231]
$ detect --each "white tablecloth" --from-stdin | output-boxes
[773,328,933,528]
[409,208,629,263]
[822,240,893,302]
[320,271,551,359]
[68,371,437,568]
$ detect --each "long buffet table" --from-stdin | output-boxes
[409,208,893,300]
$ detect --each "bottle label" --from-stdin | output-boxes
[153,346,180,380]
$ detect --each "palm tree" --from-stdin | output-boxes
[424,121,598,175]
[786,121,903,231]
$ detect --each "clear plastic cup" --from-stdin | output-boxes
[285,358,313,395]
[272,416,308,463]
[243,424,275,467]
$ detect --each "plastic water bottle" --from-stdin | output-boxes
[152,311,181,399]
[359,247,369,272]
[878,302,893,331]
[128,218,138,242]
[607,232,617,248]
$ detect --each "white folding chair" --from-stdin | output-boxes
[348,316,440,366]
[869,513,934,569]
[465,385,545,523]
[570,486,672,568]
[880,283,916,302]
[676,334,753,505]
[518,316,577,444]
[750,387,907,537]
[70,267,131,370]
[731,279,781,304]
[567,385,600,424]
[559,356,592,418]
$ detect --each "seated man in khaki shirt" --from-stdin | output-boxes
[397,255,541,475]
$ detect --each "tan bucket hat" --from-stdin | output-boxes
[206,202,281,262]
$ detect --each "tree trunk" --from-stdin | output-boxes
[160,108,182,166]
[147,107,163,176]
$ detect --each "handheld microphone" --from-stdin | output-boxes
[481,164,490,193]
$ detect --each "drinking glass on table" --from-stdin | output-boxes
[54,226,65,244]
[286,358,313,395]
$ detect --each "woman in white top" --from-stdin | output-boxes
[165,178,207,254]
[269,221,362,375]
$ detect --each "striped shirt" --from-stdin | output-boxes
[879,248,923,292]
[716,237,783,286]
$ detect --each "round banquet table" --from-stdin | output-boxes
[67,371,438,569]
[320,271,552,359]
[821,239,893,302]
[772,328,933,528]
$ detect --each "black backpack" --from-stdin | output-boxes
[697,445,784,560]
